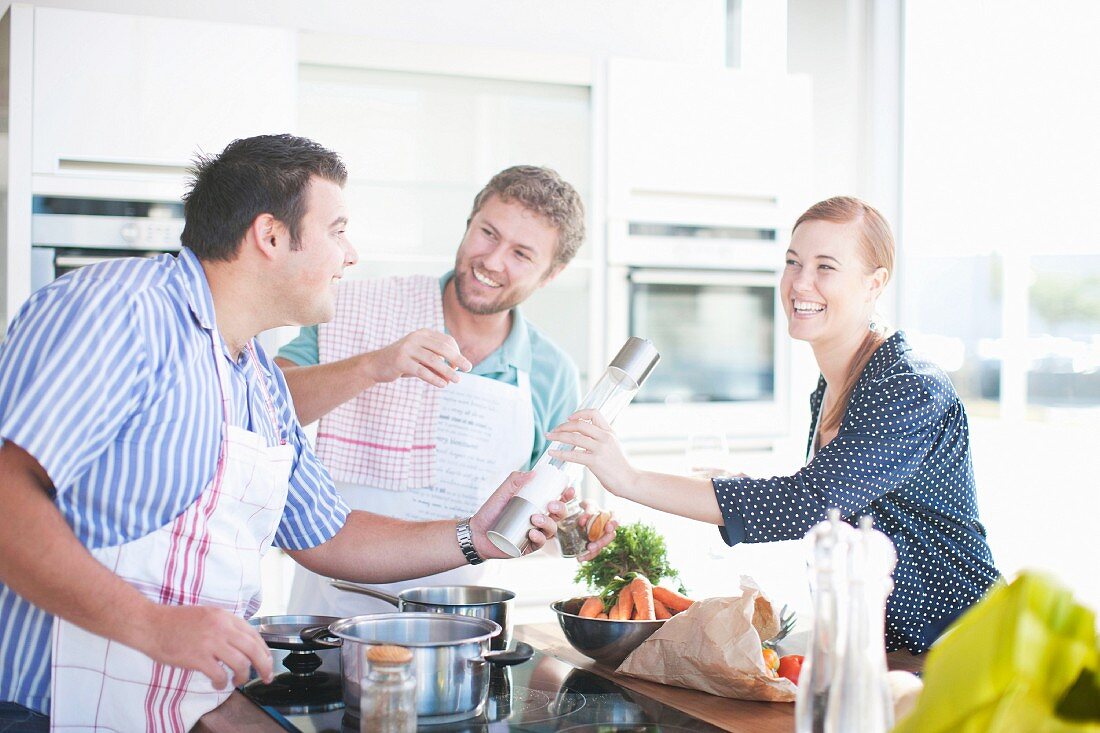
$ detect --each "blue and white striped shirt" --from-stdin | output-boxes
[0,248,349,713]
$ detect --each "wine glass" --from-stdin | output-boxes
[685,431,730,479]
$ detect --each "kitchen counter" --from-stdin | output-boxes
[513,623,925,733]
[193,622,925,733]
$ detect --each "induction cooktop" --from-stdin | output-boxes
[241,647,726,732]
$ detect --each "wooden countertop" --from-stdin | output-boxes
[516,623,925,733]
[193,622,925,733]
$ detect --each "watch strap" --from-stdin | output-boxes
[456,518,485,565]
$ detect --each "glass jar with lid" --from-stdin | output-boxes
[360,644,416,733]
[556,497,589,558]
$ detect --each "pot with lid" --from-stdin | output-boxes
[330,581,515,651]
[301,612,533,723]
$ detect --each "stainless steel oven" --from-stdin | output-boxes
[31,196,184,292]
[610,266,788,443]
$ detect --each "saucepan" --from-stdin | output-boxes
[301,612,533,723]
[330,580,515,650]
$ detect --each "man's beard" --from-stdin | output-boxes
[453,269,522,315]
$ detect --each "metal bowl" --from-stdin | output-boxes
[551,597,667,667]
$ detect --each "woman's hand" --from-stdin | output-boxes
[546,409,640,499]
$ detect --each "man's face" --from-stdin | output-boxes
[452,195,562,315]
[280,177,357,325]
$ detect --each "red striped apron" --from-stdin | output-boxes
[49,331,293,732]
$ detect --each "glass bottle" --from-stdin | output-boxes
[556,497,589,557]
[796,508,855,733]
[360,644,416,733]
[825,515,897,733]
[488,337,660,556]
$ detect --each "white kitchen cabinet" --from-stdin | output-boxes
[297,64,591,264]
[605,58,812,228]
[32,7,295,177]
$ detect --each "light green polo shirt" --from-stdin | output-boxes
[277,272,581,470]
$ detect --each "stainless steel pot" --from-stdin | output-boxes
[330,581,515,651]
[301,612,533,723]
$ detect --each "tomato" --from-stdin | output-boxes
[777,654,805,685]
[761,647,780,675]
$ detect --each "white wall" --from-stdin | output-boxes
[0,0,727,65]
[787,0,902,324]
[787,0,869,201]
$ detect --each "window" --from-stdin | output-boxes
[902,0,1100,607]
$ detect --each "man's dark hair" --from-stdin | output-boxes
[181,134,347,261]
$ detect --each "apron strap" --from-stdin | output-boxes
[245,342,289,446]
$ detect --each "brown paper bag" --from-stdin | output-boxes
[616,577,797,702]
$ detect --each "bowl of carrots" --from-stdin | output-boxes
[551,574,694,667]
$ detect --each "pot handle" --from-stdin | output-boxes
[329,580,401,606]
[299,624,342,649]
[480,641,534,667]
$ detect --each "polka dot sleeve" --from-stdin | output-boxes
[714,374,940,544]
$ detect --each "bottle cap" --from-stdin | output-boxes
[367,644,413,666]
[608,337,661,388]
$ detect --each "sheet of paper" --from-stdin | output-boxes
[403,381,522,521]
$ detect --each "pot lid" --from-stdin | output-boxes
[330,611,501,647]
[249,614,342,650]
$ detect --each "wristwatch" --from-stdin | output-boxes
[456,518,485,565]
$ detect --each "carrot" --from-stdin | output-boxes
[629,576,656,620]
[652,585,694,613]
[578,596,604,618]
[653,598,672,620]
[596,612,608,619]
[614,585,634,621]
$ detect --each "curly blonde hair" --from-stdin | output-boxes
[469,165,586,268]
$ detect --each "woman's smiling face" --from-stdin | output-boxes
[780,218,886,348]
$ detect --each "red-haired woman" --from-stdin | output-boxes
[547,196,999,653]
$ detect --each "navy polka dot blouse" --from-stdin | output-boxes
[714,331,999,653]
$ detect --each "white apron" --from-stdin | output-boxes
[49,335,294,733]
[288,369,534,618]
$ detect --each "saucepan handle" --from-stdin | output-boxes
[480,641,534,667]
[299,624,342,649]
[329,580,401,606]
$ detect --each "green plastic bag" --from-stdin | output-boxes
[892,571,1100,733]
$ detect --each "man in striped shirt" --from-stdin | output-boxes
[0,134,563,730]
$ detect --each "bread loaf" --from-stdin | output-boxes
[751,594,781,642]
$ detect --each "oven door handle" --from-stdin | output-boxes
[628,268,777,287]
[54,254,158,268]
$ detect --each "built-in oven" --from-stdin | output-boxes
[610,266,788,443]
[31,196,184,293]
[605,220,791,445]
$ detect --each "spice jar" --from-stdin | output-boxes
[556,498,589,557]
[360,644,416,733]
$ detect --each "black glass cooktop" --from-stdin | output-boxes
[242,648,725,732]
